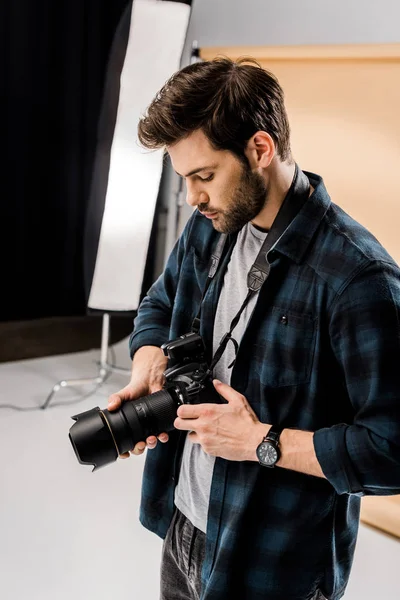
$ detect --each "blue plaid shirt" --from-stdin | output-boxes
[129,172,400,600]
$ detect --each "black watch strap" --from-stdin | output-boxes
[264,425,283,444]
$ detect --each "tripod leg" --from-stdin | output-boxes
[41,368,110,410]
[42,313,113,409]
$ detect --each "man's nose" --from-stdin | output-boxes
[186,186,208,208]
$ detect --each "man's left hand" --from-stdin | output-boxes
[174,379,268,462]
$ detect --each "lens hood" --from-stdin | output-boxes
[69,407,118,471]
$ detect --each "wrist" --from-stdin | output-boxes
[131,346,168,387]
[132,346,167,370]
[133,345,165,363]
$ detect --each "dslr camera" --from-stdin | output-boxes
[69,332,223,471]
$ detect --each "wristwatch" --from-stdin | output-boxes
[256,426,283,468]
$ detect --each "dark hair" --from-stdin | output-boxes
[138,56,292,163]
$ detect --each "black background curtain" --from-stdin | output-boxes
[0,0,130,322]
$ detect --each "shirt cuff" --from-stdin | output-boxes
[313,424,364,495]
[129,329,169,359]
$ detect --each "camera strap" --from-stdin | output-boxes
[191,233,228,335]
[192,164,310,380]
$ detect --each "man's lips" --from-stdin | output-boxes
[201,211,218,219]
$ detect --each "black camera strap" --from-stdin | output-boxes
[191,232,228,335]
[192,164,310,380]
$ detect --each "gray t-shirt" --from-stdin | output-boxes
[174,222,267,533]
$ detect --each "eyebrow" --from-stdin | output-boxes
[175,164,218,178]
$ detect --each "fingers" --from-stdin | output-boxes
[212,378,242,403]
[129,433,169,456]
[107,393,122,411]
[142,433,169,448]
[120,433,169,459]
[130,442,146,456]
[107,383,141,411]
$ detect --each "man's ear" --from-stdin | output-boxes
[244,131,275,169]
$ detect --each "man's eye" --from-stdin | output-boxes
[199,174,214,182]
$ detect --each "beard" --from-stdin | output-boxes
[198,163,268,234]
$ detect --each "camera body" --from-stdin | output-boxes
[161,331,221,406]
[69,332,222,471]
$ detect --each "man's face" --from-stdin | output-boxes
[168,129,268,234]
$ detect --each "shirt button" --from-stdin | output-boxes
[280,315,288,325]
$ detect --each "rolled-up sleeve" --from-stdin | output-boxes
[313,260,400,496]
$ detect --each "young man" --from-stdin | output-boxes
[108,58,400,600]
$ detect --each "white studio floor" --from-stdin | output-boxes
[0,337,399,600]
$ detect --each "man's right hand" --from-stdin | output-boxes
[107,346,169,459]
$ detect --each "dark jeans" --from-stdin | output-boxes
[160,507,206,600]
[160,507,328,600]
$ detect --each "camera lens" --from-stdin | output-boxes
[69,387,181,471]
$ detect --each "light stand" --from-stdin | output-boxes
[41,313,130,409]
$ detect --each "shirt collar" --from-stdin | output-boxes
[270,171,331,264]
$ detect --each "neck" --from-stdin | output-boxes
[251,159,296,231]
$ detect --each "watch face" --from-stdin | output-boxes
[257,442,278,466]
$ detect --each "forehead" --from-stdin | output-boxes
[167,129,234,174]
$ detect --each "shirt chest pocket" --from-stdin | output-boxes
[253,307,317,388]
